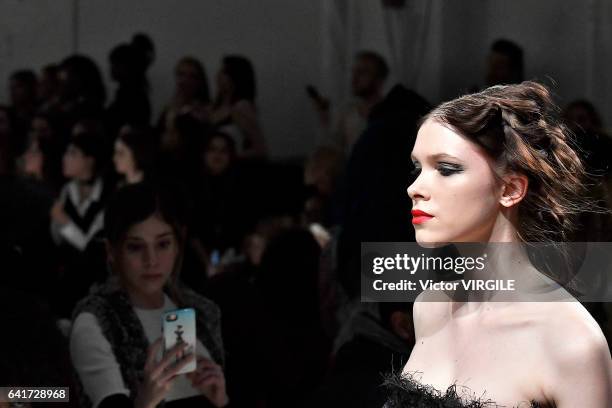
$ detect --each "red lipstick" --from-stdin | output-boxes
[411,209,433,225]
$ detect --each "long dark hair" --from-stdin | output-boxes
[217,55,256,105]
[424,81,591,243]
[423,81,602,291]
[105,182,188,299]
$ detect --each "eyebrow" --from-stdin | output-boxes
[125,232,174,241]
[411,153,463,162]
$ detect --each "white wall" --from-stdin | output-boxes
[0,0,322,159]
[0,0,609,157]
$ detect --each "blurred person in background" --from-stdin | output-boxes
[311,51,389,154]
[0,105,15,176]
[8,69,38,153]
[106,42,152,137]
[211,55,266,158]
[158,56,211,152]
[486,38,524,87]
[38,64,61,112]
[50,128,110,317]
[113,124,156,186]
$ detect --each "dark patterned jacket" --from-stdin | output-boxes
[72,278,225,408]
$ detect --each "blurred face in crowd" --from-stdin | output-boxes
[351,56,383,98]
[204,135,232,175]
[486,51,515,86]
[23,138,43,178]
[175,60,203,100]
[216,66,234,99]
[58,68,79,100]
[10,78,35,106]
[112,215,179,298]
[407,119,505,244]
[30,117,53,141]
[113,138,137,176]
[62,144,94,180]
[38,68,59,101]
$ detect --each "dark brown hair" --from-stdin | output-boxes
[423,81,592,243]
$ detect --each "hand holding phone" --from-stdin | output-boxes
[135,338,195,408]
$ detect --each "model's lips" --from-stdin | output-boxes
[411,209,434,225]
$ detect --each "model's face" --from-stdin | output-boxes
[407,119,503,244]
[113,139,136,176]
[113,215,178,298]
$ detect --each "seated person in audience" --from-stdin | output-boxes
[50,128,111,316]
[8,69,39,152]
[113,124,156,186]
[158,56,211,151]
[19,112,64,191]
[189,132,248,278]
[211,55,266,158]
[307,302,414,408]
[50,130,109,252]
[70,183,228,408]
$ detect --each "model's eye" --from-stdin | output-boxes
[410,164,421,176]
[437,162,463,176]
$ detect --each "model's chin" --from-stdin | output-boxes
[415,231,448,248]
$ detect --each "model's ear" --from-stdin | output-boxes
[500,172,528,208]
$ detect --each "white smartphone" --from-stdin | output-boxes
[162,308,197,374]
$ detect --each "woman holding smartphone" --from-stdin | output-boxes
[384,82,612,407]
[70,183,229,408]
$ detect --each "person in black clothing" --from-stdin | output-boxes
[336,85,431,299]
[8,69,38,153]
[308,302,414,408]
[188,132,249,278]
[45,55,106,143]
[106,42,152,137]
[113,124,156,186]
[50,130,110,317]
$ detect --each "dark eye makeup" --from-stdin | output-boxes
[410,161,464,177]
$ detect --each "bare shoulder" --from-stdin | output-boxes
[529,302,612,405]
[539,301,611,363]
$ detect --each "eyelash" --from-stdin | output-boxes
[410,163,463,177]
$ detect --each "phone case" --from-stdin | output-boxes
[162,308,197,374]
